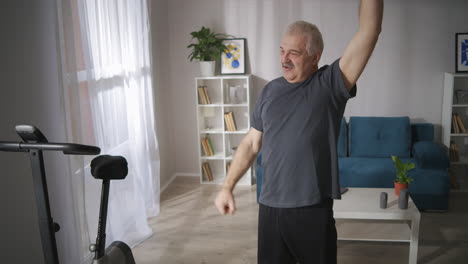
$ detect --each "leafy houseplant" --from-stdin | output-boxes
[391,155,415,195]
[187,26,228,76]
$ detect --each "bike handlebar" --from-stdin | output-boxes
[0,141,100,155]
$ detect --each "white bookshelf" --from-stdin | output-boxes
[195,75,254,185]
[442,73,468,191]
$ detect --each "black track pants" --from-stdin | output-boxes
[258,199,337,264]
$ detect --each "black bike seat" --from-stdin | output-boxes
[91,155,128,180]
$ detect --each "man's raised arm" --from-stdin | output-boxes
[339,0,383,90]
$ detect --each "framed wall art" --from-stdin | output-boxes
[456,33,468,73]
[221,38,246,75]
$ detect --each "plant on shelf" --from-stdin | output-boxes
[187,26,228,76]
[391,155,415,195]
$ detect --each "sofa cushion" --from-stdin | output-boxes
[412,141,450,170]
[411,123,434,142]
[339,157,416,188]
[338,118,347,157]
[349,116,411,158]
[408,169,449,210]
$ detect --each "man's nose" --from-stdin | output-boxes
[281,52,290,63]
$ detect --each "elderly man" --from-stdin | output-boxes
[215,1,383,263]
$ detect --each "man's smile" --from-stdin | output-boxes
[282,63,294,71]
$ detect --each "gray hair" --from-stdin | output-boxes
[285,21,324,56]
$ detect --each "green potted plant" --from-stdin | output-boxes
[391,155,415,195]
[187,26,228,76]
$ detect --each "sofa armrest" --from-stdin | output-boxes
[412,141,449,170]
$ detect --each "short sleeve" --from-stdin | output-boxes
[251,88,265,132]
[322,58,357,103]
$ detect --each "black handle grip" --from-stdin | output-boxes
[0,142,27,152]
[0,141,100,155]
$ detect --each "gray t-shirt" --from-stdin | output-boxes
[252,58,356,208]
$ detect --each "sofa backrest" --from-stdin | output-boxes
[337,117,434,157]
[348,116,411,158]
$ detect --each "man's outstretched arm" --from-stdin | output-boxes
[340,0,383,90]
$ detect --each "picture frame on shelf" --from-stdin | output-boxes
[455,33,468,73]
[221,38,246,75]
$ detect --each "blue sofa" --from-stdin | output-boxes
[257,116,450,211]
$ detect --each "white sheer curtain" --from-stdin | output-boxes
[57,0,159,262]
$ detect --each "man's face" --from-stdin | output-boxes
[280,33,317,83]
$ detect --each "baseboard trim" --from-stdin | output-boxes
[176,172,200,177]
[161,173,177,193]
[160,172,200,193]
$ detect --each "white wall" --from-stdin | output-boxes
[162,0,468,176]
[151,0,176,191]
[167,0,227,175]
[0,1,79,263]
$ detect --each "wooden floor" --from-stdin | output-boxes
[133,176,468,264]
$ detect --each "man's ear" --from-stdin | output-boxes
[312,52,322,65]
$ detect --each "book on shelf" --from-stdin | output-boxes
[200,136,215,156]
[200,137,209,156]
[224,111,238,131]
[229,112,237,131]
[452,113,460,133]
[202,162,213,181]
[224,112,232,131]
[203,86,211,104]
[207,162,213,181]
[206,136,215,155]
[203,137,211,156]
[198,87,207,104]
[449,141,460,162]
[201,162,209,180]
[224,112,231,131]
[455,113,467,133]
[450,114,455,134]
[197,86,211,105]
[209,163,214,181]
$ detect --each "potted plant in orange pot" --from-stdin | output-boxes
[391,155,415,195]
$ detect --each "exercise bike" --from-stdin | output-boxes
[0,125,136,264]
